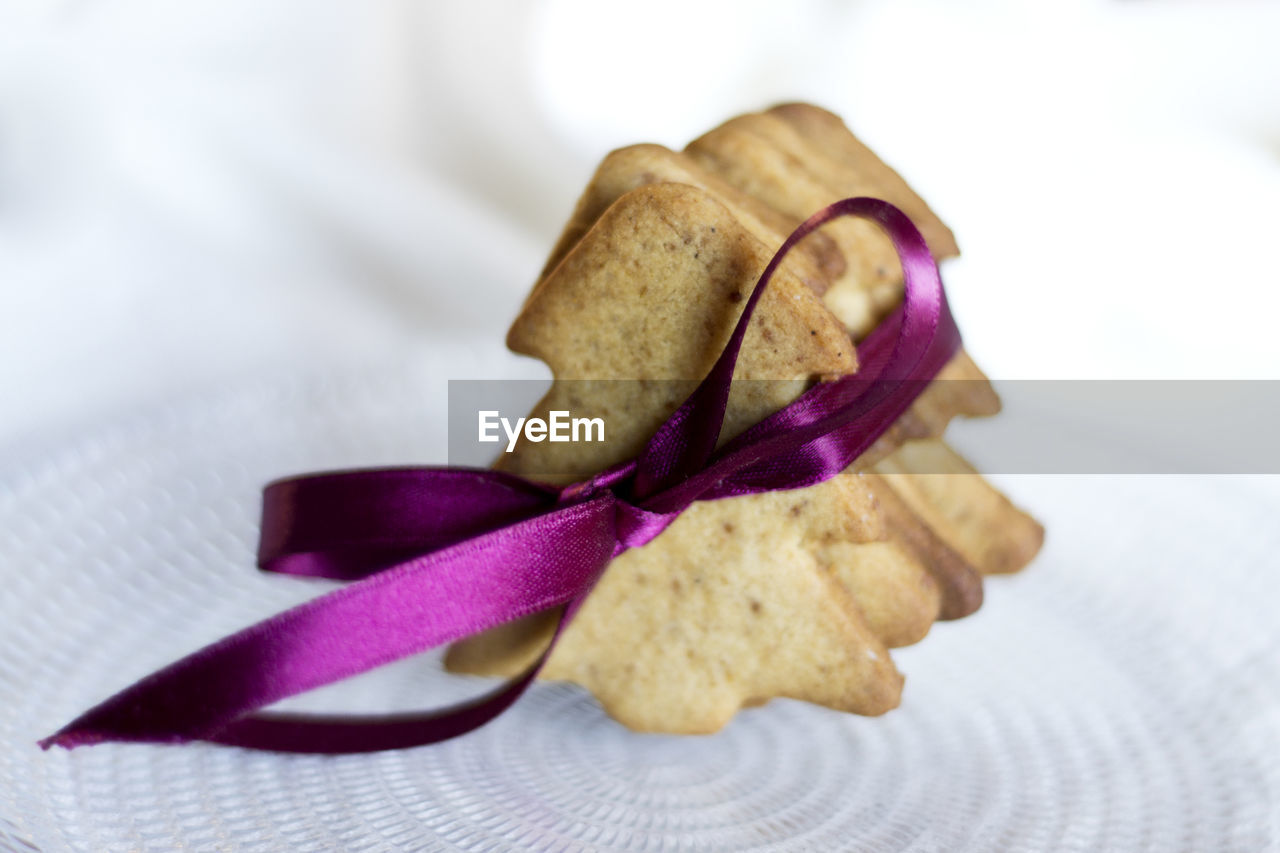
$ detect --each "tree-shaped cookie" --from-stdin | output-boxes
[446,106,1041,734]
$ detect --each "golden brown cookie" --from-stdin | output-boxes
[534,144,844,301]
[687,104,958,337]
[497,181,856,483]
[447,104,1040,735]
[872,440,1045,576]
[453,474,906,733]
[452,183,947,728]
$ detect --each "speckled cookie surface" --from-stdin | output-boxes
[687,104,959,336]
[445,104,1041,734]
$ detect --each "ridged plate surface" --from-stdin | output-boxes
[2,361,1278,851]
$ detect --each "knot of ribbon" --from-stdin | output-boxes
[42,197,960,754]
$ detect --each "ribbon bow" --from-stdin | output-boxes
[42,198,960,754]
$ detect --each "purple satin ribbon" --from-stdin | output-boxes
[41,198,960,754]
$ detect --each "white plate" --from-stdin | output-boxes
[3,360,1279,851]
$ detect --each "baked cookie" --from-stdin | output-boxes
[445,105,1041,734]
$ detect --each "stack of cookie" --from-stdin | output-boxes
[446,104,1042,734]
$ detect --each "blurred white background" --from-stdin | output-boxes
[1,0,1278,451]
